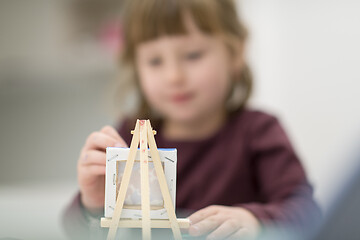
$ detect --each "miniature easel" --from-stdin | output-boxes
[101,119,189,240]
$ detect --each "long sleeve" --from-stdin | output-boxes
[62,192,107,240]
[237,114,321,234]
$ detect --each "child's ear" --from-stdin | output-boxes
[231,40,246,73]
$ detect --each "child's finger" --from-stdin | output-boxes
[81,164,106,176]
[188,205,219,225]
[84,131,118,151]
[100,125,128,147]
[206,220,240,240]
[80,150,106,166]
[189,215,222,237]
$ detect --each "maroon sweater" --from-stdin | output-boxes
[62,109,320,239]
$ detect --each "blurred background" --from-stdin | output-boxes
[0,0,359,239]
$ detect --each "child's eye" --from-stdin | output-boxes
[148,57,162,66]
[186,50,204,60]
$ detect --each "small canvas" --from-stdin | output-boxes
[104,147,177,219]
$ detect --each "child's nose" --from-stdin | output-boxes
[164,61,184,86]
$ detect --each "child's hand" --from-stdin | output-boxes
[188,205,260,240]
[77,125,128,214]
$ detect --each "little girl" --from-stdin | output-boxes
[63,0,320,239]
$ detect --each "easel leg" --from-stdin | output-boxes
[146,120,182,240]
[140,120,151,240]
[107,120,140,240]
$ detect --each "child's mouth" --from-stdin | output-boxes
[171,92,194,104]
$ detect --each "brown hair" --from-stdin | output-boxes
[114,0,253,124]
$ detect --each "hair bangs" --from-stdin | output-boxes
[121,0,223,63]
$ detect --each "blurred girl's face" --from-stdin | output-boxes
[135,15,234,125]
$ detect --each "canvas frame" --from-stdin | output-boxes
[104,147,177,219]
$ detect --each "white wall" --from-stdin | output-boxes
[239,0,360,209]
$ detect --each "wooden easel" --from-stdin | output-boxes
[101,119,189,240]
